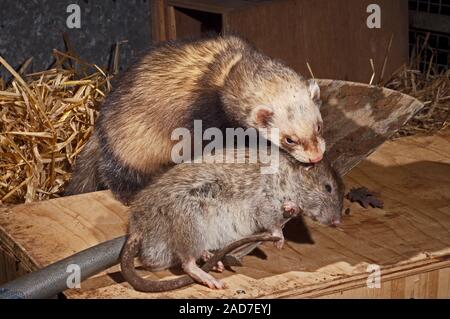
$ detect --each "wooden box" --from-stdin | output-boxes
[151,0,409,83]
[1,131,449,298]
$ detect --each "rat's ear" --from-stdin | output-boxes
[308,79,321,105]
[251,105,274,128]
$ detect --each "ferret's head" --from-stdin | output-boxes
[248,78,325,164]
[292,158,345,226]
[221,59,325,163]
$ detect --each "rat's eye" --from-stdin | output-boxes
[325,184,332,193]
[317,123,322,133]
[285,137,296,145]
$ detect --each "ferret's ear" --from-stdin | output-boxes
[308,79,321,106]
[252,105,274,128]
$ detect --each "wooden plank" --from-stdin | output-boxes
[223,0,408,83]
[154,1,408,83]
[0,192,128,270]
[167,0,252,14]
[166,6,177,40]
[172,6,223,40]
[150,0,167,43]
[0,247,28,285]
[319,80,423,176]
[173,6,202,39]
[320,268,450,299]
[1,130,449,298]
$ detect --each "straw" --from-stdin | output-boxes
[0,51,112,204]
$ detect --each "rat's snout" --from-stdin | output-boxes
[316,211,341,227]
[330,217,340,227]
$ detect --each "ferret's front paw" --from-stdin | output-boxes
[282,201,301,218]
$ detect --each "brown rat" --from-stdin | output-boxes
[120,149,344,291]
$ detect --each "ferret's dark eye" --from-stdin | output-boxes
[317,124,322,133]
[285,137,295,145]
[325,184,332,193]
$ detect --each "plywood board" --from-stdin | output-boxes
[1,131,449,298]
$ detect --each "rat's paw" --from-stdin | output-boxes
[274,238,285,250]
[204,277,227,290]
[213,261,225,273]
[201,250,213,262]
[183,258,227,290]
[201,251,225,273]
[282,201,301,218]
[270,228,285,249]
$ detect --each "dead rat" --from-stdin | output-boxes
[120,149,344,292]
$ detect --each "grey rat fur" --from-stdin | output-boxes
[120,149,344,291]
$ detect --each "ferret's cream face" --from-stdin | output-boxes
[278,111,325,164]
[252,79,326,164]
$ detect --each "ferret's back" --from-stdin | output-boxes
[119,35,251,92]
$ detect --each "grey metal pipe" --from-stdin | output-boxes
[0,235,126,299]
[0,233,264,299]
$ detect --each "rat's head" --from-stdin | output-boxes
[293,158,345,226]
[248,77,325,164]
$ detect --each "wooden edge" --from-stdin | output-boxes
[166,5,177,41]
[63,250,450,299]
[0,223,40,273]
[263,255,450,299]
[150,0,167,43]
[316,79,424,109]
[166,0,252,14]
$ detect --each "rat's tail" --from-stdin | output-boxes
[64,133,103,196]
[120,233,280,293]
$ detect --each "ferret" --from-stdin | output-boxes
[65,35,325,203]
[120,150,344,292]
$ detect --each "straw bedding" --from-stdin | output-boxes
[0,50,111,204]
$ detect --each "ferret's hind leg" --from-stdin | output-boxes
[182,257,227,289]
[201,251,225,273]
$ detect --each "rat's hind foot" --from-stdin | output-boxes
[271,228,285,249]
[182,258,227,289]
[201,251,225,273]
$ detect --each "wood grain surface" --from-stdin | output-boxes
[1,130,449,298]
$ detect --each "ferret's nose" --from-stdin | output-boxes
[309,154,323,163]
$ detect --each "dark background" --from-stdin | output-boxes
[0,0,152,78]
[0,0,448,79]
